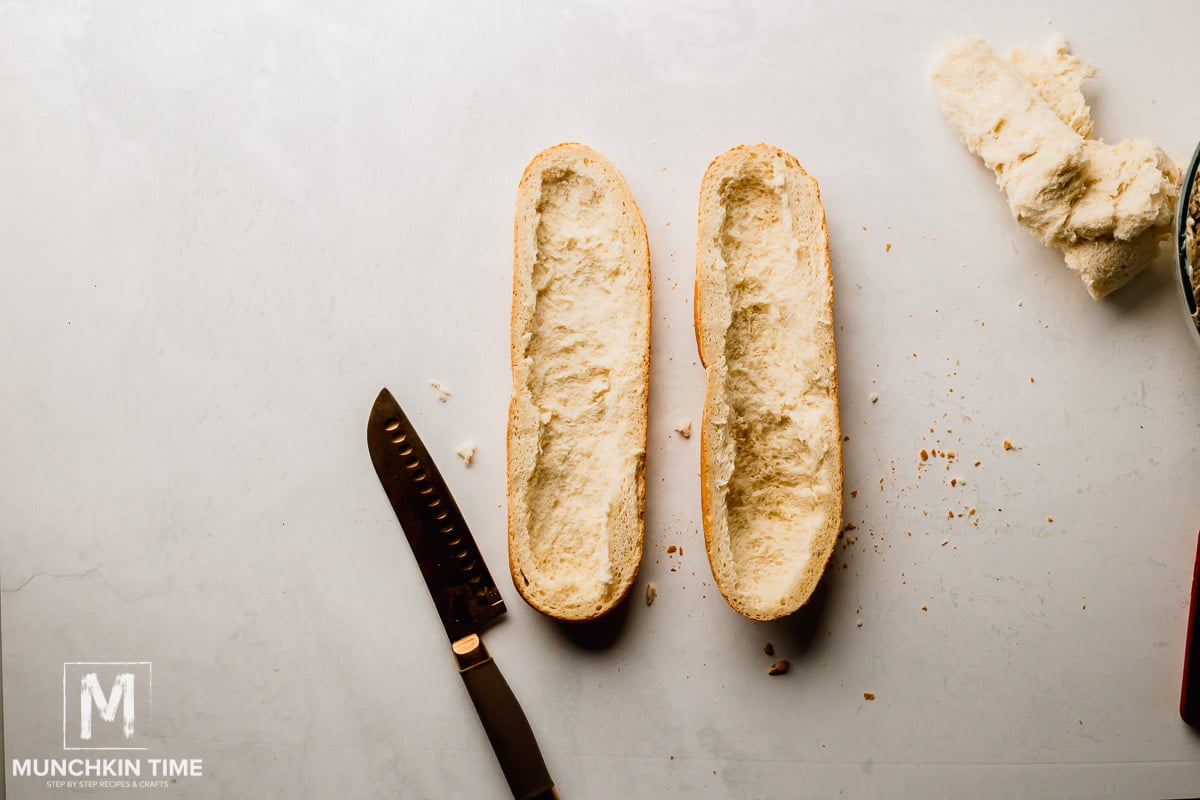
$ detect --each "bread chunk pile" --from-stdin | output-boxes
[933,36,1179,298]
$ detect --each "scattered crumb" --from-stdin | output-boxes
[1017,299,1024,307]
[767,659,790,676]
[885,242,893,253]
[456,441,477,466]
[674,419,693,438]
[869,392,879,404]
[973,460,981,467]
[1047,516,1054,523]
[861,225,868,231]
[946,510,954,519]
[850,490,858,498]
[856,619,863,628]
[1029,376,1036,383]
[430,380,451,402]
[645,583,657,606]
[863,692,876,701]
[968,508,976,516]
[940,539,949,547]
[1081,603,1086,610]
[920,604,928,612]
[763,642,774,656]
[920,449,929,461]
[667,545,677,554]
[950,478,957,487]
[1003,439,1014,451]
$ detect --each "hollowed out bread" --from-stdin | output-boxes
[508,143,649,622]
[695,144,843,621]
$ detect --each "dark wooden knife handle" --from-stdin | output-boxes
[454,635,558,800]
[1183,531,1200,726]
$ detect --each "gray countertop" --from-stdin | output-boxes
[3,2,1200,797]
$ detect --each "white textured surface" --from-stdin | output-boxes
[2,2,1200,798]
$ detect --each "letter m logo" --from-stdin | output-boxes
[80,672,135,740]
[63,662,152,750]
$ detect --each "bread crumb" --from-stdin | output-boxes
[920,604,928,611]
[767,659,790,676]
[430,380,451,402]
[856,619,864,628]
[861,225,868,231]
[645,583,657,606]
[940,539,949,546]
[968,508,976,516]
[863,692,876,701]
[850,490,858,498]
[885,242,893,253]
[674,419,692,438]
[1003,439,1014,451]
[973,460,981,467]
[456,441,477,466]
[667,545,677,554]
[946,510,954,519]
[1029,376,1036,383]
[869,392,879,403]
[1047,516,1054,523]
[950,478,957,486]
[920,449,929,461]
[763,642,774,656]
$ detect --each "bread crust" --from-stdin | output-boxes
[695,143,842,621]
[507,143,649,622]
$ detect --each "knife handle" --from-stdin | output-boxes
[453,635,558,800]
[1183,531,1200,726]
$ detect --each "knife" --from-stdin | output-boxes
[367,388,558,799]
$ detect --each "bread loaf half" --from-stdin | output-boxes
[695,144,842,621]
[508,143,649,621]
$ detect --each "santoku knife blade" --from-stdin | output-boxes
[368,388,558,800]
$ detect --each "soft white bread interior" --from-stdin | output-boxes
[932,36,1179,299]
[508,143,649,622]
[695,143,842,621]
